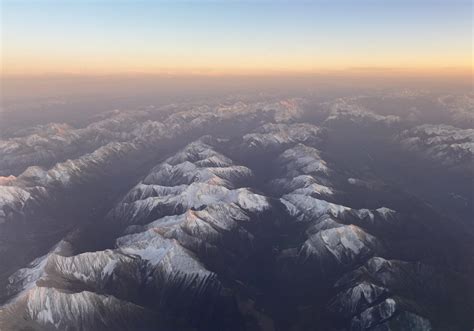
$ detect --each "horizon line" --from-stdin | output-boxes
[2,66,472,79]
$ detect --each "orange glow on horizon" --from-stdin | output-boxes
[1,55,471,78]
[2,0,471,80]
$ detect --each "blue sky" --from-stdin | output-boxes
[2,0,472,75]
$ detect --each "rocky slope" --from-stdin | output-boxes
[0,95,472,330]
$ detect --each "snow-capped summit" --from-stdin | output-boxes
[397,124,473,170]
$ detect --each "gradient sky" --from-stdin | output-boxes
[1,0,472,76]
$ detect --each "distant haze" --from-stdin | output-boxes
[1,0,471,76]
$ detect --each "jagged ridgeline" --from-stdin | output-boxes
[0,96,473,330]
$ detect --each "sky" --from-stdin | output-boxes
[1,0,472,76]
